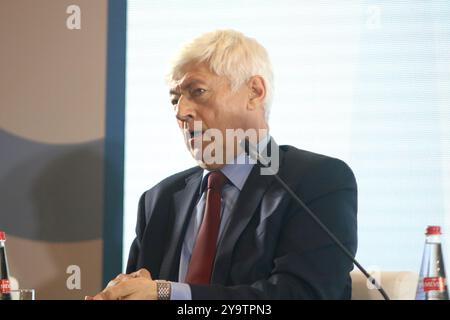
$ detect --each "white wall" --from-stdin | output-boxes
[124,0,450,275]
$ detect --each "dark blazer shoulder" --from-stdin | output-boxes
[279,145,357,201]
[144,166,201,196]
[139,166,202,220]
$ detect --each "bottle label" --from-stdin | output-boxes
[0,279,10,293]
[423,277,446,292]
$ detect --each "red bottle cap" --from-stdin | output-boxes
[0,231,5,241]
[426,226,441,235]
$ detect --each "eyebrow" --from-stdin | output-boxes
[169,79,206,96]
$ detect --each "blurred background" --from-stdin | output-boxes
[1,0,449,299]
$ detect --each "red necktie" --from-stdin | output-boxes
[185,171,227,284]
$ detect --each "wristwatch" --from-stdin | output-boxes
[156,280,171,300]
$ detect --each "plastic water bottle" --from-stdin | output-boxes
[415,226,449,300]
[0,231,12,300]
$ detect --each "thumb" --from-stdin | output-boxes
[131,268,152,279]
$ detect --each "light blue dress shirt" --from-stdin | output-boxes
[170,135,269,300]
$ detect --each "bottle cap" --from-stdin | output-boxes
[0,231,5,241]
[426,226,441,235]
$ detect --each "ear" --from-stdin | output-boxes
[247,76,266,111]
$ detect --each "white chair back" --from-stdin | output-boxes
[351,270,419,300]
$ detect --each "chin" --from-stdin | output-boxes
[193,154,225,170]
[198,162,225,171]
[189,149,225,170]
[187,141,226,170]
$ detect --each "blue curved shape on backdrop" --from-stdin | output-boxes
[0,128,104,242]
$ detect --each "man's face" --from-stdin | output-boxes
[169,63,253,170]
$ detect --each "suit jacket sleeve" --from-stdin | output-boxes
[126,192,147,274]
[190,158,358,299]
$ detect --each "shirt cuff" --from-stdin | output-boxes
[170,282,192,300]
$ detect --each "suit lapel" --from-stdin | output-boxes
[211,165,274,283]
[159,169,202,280]
[211,141,286,284]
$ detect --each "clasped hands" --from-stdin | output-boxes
[86,268,158,300]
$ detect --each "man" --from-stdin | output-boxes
[91,29,357,300]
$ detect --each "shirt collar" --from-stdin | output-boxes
[200,134,271,193]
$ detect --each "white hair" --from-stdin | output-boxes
[167,29,274,120]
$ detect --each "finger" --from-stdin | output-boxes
[128,268,151,279]
[121,292,145,300]
[94,279,138,300]
[119,279,158,300]
[92,294,104,300]
[134,268,151,279]
[107,273,131,288]
[106,279,119,288]
[115,273,131,281]
[85,295,94,300]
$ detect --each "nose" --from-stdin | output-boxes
[175,95,195,124]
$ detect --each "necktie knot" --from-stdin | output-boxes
[207,171,227,191]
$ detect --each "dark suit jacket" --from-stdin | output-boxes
[126,144,358,299]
